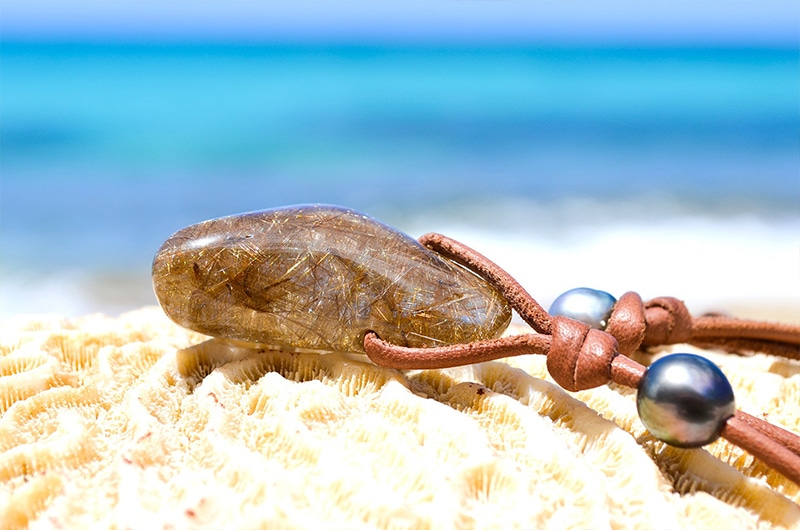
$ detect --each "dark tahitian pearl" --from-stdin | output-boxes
[636,353,736,448]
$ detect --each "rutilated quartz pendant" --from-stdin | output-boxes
[152,205,511,353]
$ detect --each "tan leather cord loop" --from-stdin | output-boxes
[605,291,647,356]
[692,318,800,361]
[692,338,800,361]
[605,292,800,359]
[641,297,694,346]
[364,331,551,370]
[362,232,800,486]
[609,354,646,388]
[418,232,553,334]
[693,317,800,344]
[366,321,627,393]
[548,316,619,392]
[722,414,800,485]
[736,411,800,458]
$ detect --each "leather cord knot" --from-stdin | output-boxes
[547,316,619,391]
[605,292,647,355]
[641,296,693,347]
[605,293,694,354]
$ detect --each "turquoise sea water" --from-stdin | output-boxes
[1,43,798,315]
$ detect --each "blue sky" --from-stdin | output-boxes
[2,1,798,45]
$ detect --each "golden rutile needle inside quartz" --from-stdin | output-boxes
[152,205,511,353]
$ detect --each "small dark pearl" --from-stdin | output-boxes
[549,287,617,329]
[637,354,735,448]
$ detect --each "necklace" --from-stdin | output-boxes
[153,204,800,485]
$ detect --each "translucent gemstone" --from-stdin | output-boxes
[152,205,512,353]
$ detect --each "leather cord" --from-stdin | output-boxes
[609,292,800,359]
[363,232,800,486]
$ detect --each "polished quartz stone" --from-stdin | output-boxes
[152,205,512,353]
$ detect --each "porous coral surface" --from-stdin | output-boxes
[1,307,799,529]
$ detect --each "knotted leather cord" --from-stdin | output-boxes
[608,291,800,360]
[363,232,800,486]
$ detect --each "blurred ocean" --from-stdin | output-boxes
[1,42,798,318]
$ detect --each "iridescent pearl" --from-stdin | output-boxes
[549,287,617,330]
[636,354,735,448]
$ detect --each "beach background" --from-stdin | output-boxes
[1,1,798,321]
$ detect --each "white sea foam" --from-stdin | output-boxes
[2,207,798,320]
[0,270,155,320]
